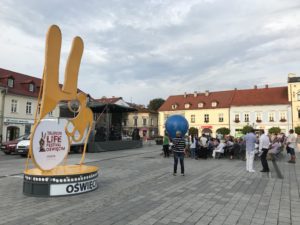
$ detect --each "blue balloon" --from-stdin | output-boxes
[165,115,189,138]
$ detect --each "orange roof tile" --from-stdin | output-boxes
[159,90,235,111]
[231,87,288,106]
[159,86,289,111]
[0,68,88,98]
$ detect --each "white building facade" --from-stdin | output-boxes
[0,68,60,142]
[230,105,292,137]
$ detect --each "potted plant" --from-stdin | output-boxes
[234,119,240,123]
[256,119,262,123]
[280,118,287,122]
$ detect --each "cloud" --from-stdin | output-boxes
[1,0,300,105]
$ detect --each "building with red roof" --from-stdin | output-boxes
[230,86,291,136]
[159,84,292,136]
[0,68,61,142]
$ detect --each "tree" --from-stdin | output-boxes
[188,127,199,136]
[147,98,165,111]
[216,127,230,136]
[241,125,253,135]
[295,126,300,135]
[268,127,281,135]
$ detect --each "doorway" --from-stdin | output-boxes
[6,126,20,141]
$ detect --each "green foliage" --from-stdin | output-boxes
[268,127,281,135]
[216,127,230,136]
[188,127,199,136]
[294,126,300,135]
[147,98,165,111]
[241,125,253,135]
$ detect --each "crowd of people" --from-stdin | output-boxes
[163,128,297,175]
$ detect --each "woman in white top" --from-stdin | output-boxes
[190,135,197,159]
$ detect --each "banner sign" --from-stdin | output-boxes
[32,119,69,170]
[50,178,98,196]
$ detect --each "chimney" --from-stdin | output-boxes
[265,84,268,88]
[184,92,187,98]
[234,88,237,91]
[194,91,197,97]
[205,90,209,96]
[254,85,257,89]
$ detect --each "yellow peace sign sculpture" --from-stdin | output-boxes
[23,25,99,197]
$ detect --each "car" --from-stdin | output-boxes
[16,135,87,157]
[16,118,90,157]
[1,134,30,155]
[16,137,31,157]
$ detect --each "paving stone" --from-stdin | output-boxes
[0,146,300,225]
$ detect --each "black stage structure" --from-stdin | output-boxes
[60,101,143,152]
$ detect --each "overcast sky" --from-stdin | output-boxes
[1,0,300,105]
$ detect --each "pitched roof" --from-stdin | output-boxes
[0,68,89,98]
[159,86,289,111]
[0,68,41,97]
[96,97,122,104]
[158,90,235,111]
[127,102,158,114]
[231,86,288,106]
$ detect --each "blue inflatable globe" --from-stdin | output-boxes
[165,115,189,138]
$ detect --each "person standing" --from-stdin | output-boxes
[190,134,196,159]
[199,133,208,159]
[172,131,186,176]
[244,128,257,172]
[162,132,170,158]
[286,129,296,163]
[259,130,271,172]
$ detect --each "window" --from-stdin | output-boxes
[297,92,300,101]
[171,104,178,109]
[37,104,41,114]
[8,78,14,88]
[244,113,249,122]
[198,102,204,108]
[48,111,53,117]
[191,115,195,123]
[150,118,153,126]
[134,118,138,126]
[25,124,31,134]
[29,83,34,92]
[26,102,32,114]
[234,114,240,122]
[11,99,17,113]
[269,112,274,122]
[143,118,147,126]
[256,112,262,121]
[219,113,224,122]
[204,114,209,123]
[184,103,190,109]
[280,112,286,120]
[211,101,217,107]
[280,112,286,122]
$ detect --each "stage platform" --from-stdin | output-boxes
[88,140,143,152]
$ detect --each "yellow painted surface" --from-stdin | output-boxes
[159,108,230,136]
[24,165,99,176]
[288,82,300,128]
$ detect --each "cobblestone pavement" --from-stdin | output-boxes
[0,145,300,225]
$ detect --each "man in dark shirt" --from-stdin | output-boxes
[172,131,186,176]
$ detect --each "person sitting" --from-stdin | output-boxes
[268,137,282,160]
[212,139,225,159]
[225,139,234,159]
